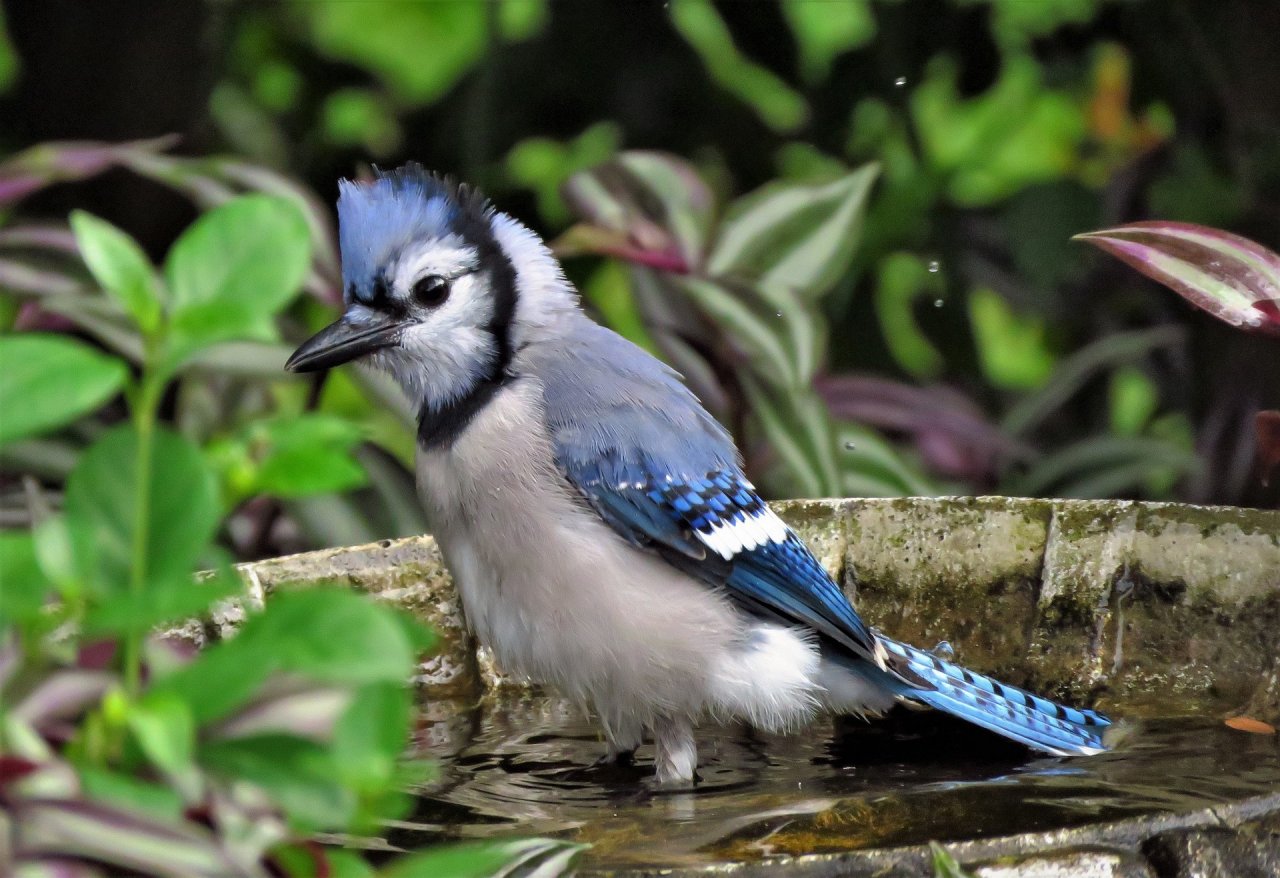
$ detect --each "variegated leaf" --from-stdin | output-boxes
[1075,221,1280,336]
[708,163,879,302]
[559,151,712,269]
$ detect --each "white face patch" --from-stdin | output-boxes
[372,268,499,411]
[390,236,479,301]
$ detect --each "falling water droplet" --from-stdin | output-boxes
[843,441,857,451]
[927,260,940,273]
[775,310,784,318]
[934,298,945,308]
[894,76,908,87]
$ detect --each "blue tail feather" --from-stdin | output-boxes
[878,637,1110,756]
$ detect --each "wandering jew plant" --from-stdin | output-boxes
[1076,221,1280,484]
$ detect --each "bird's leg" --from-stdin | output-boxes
[652,716,698,787]
[596,715,642,767]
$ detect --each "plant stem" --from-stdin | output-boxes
[123,370,162,698]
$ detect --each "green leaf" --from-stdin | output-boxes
[968,287,1057,390]
[333,682,410,790]
[673,276,805,390]
[63,424,220,591]
[238,588,418,685]
[381,839,588,878]
[505,122,621,226]
[0,334,127,446]
[0,531,48,627]
[82,572,241,636]
[1000,326,1183,436]
[708,164,879,302]
[148,635,275,726]
[669,0,807,132]
[781,0,875,83]
[582,260,659,354]
[929,841,976,878]
[199,733,353,831]
[873,252,946,377]
[1109,366,1159,437]
[70,210,163,333]
[167,300,278,373]
[1074,221,1280,337]
[126,691,197,787]
[560,151,714,268]
[299,0,487,104]
[0,4,18,94]
[911,54,1085,206]
[78,765,185,821]
[164,193,310,354]
[240,415,369,500]
[743,377,830,498]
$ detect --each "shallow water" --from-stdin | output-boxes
[391,696,1280,870]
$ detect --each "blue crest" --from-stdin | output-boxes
[336,164,491,305]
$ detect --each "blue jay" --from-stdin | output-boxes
[286,165,1110,785]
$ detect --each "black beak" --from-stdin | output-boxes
[285,314,403,373]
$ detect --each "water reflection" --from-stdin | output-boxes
[392,695,1280,869]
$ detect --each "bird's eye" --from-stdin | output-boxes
[411,274,450,308]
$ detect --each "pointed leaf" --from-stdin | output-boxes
[11,798,245,877]
[0,136,177,208]
[70,211,163,333]
[1075,221,1280,336]
[126,692,197,786]
[708,163,879,301]
[0,334,127,446]
[63,424,220,591]
[164,194,311,343]
[561,151,710,268]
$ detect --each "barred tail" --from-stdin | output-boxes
[879,637,1110,756]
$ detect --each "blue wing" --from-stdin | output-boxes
[533,320,879,664]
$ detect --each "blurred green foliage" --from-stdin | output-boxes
[0,195,582,876]
[2,0,1276,557]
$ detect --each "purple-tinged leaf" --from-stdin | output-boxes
[10,856,109,878]
[559,151,711,270]
[12,671,115,728]
[11,798,257,877]
[1257,410,1280,487]
[816,373,1031,481]
[206,680,351,742]
[1075,222,1280,336]
[75,640,118,671]
[0,223,80,253]
[0,755,40,786]
[0,136,178,208]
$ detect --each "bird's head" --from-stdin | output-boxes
[286,164,566,415]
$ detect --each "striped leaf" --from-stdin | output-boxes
[560,151,712,269]
[1075,222,1280,336]
[709,164,878,303]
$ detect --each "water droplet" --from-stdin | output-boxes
[927,260,940,273]
[775,310,784,318]
[893,76,908,87]
[843,441,858,451]
[930,640,956,661]
[933,298,945,308]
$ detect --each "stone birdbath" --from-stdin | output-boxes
[177,497,1280,877]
